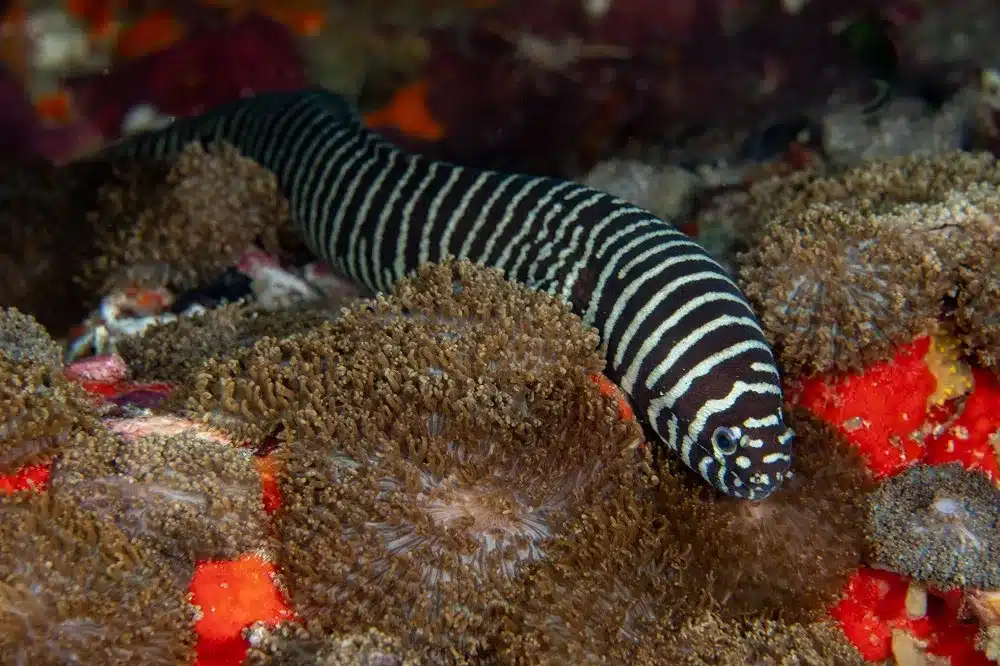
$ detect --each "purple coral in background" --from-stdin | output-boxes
[66,15,306,141]
[0,66,36,156]
[0,65,100,163]
[422,0,891,175]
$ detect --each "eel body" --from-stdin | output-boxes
[105,88,793,500]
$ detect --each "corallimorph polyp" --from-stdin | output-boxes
[254,260,647,662]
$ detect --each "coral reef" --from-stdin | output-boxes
[655,409,873,622]
[117,302,336,385]
[176,258,608,442]
[0,492,196,665]
[4,2,1000,663]
[244,622,419,666]
[832,567,989,664]
[0,314,98,472]
[737,150,1000,376]
[739,201,947,376]
[188,552,293,664]
[790,334,999,479]
[0,306,61,368]
[656,611,867,666]
[0,249,987,662]
[498,407,871,663]
[50,429,270,579]
[953,225,1000,371]
[867,463,999,590]
[83,141,294,293]
[266,260,644,660]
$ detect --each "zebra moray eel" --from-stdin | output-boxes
[103,87,794,500]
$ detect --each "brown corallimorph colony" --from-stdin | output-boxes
[0,307,63,369]
[737,151,1000,376]
[268,260,646,662]
[499,409,871,664]
[866,463,1000,590]
[244,621,419,666]
[653,409,873,622]
[82,141,294,293]
[50,430,270,580]
[0,493,196,666]
[146,259,872,663]
[739,203,947,377]
[952,210,1000,370]
[655,612,867,666]
[0,309,98,473]
[175,258,610,445]
[118,302,337,385]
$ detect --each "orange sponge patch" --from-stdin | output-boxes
[796,337,935,477]
[190,554,294,665]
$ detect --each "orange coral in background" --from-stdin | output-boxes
[364,79,446,141]
[114,10,185,60]
[65,0,119,40]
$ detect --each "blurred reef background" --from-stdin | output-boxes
[1,1,1000,665]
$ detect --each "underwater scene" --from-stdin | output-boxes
[0,0,999,664]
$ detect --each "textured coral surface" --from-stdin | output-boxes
[2,2,1000,664]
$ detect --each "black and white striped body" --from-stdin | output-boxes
[105,88,794,500]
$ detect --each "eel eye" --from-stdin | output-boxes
[711,426,740,456]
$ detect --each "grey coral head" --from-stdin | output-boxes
[867,463,1000,589]
[739,204,947,377]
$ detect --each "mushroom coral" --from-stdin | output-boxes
[0,492,195,665]
[738,151,1000,376]
[866,463,999,590]
[656,612,867,666]
[654,409,873,622]
[50,429,270,581]
[739,201,948,377]
[264,259,647,661]
[82,141,294,294]
[35,258,876,663]
[244,622,419,666]
[176,257,610,444]
[497,408,872,664]
[0,309,98,473]
[118,302,336,385]
[0,307,62,369]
